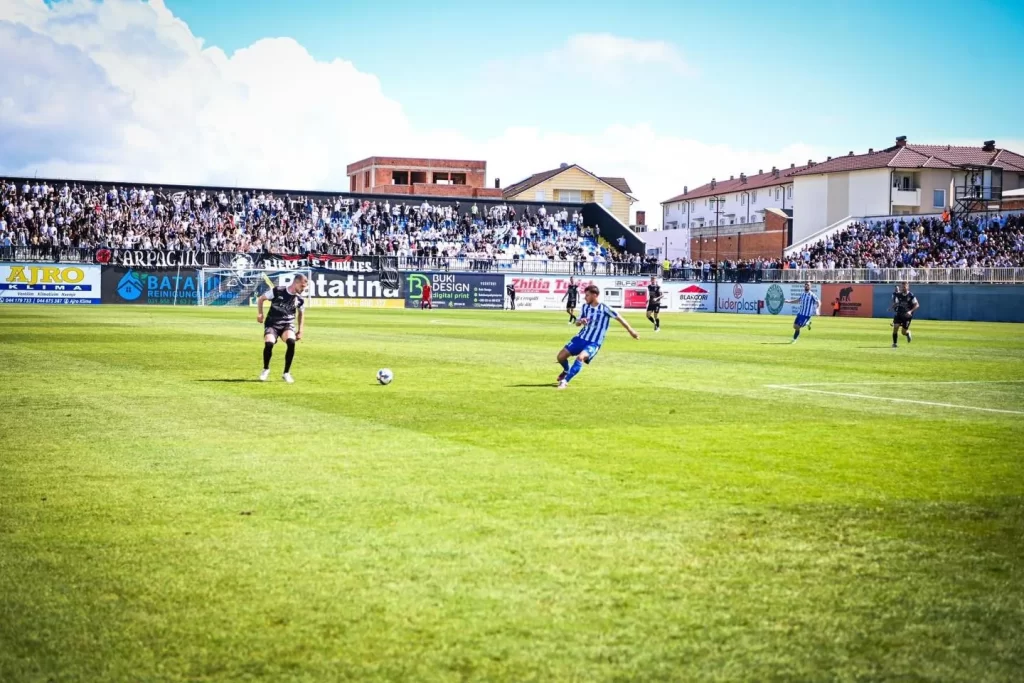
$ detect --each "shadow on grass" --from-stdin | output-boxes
[759,341,794,345]
[507,383,557,389]
[196,379,264,383]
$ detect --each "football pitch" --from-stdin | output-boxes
[1,304,1023,682]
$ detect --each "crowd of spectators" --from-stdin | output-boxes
[0,179,614,267]
[4,178,1023,277]
[793,213,1024,269]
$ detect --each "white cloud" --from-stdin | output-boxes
[562,33,693,78]
[0,0,826,227]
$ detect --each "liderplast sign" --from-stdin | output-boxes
[0,263,101,304]
[716,283,822,315]
[101,267,202,305]
[404,272,505,309]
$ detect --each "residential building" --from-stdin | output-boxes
[502,163,636,226]
[791,137,1024,243]
[346,157,504,198]
[661,164,808,231]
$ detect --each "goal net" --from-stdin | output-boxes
[198,268,312,306]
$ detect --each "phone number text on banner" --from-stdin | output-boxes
[0,264,102,304]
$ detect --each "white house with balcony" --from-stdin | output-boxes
[661,163,809,232]
[791,137,1024,245]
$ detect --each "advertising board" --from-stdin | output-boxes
[822,284,874,317]
[662,282,715,312]
[0,264,101,304]
[506,275,605,310]
[303,268,402,305]
[716,283,822,315]
[404,272,505,309]
[101,267,201,305]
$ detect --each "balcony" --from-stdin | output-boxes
[892,188,921,206]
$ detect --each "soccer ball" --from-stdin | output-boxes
[376,368,394,385]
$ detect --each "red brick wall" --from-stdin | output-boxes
[347,157,487,174]
[690,230,786,261]
[363,184,503,199]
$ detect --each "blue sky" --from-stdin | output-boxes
[4,0,1023,224]
[165,0,1024,151]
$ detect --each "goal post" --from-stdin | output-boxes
[198,268,312,306]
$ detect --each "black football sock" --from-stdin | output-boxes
[892,331,898,345]
[263,342,274,370]
[284,338,296,373]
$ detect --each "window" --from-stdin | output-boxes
[557,189,582,203]
[603,192,613,208]
[787,186,792,199]
[933,189,946,208]
[535,190,545,202]
[740,194,746,205]
[775,188,780,201]
[751,190,757,202]
[364,171,370,187]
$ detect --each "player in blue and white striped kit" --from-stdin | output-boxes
[784,283,820,343]
[556,285,639,389]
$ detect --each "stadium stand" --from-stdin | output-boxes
[0,179,634,269]
[792,213,1024,269]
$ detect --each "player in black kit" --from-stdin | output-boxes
[257,273,307,383]
[646,276,663,332]
[562,277,579,324]
[506,282,516,310]
[890,282,919,348]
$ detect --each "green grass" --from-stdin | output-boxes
[1,305,1023,682]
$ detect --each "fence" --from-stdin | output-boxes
[2,246,1023,283]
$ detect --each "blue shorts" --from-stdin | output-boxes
[794,314,812,328]
[564,336,601,363]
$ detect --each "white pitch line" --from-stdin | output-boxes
[782,380,1024,387]
[764,385,1024,416]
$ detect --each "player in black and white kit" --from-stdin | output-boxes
[562,277,579,324]
[506,282,516,310]
[257,273,307,383]
[646,276,663,332]
[890,282,919,348]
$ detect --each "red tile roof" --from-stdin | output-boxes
[791,143,1024,176]
[663,164,811,204]
[503,164,635,200]
[664,141,1024,204]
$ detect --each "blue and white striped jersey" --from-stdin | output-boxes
[797,291,819,317]
[577,303,619,345]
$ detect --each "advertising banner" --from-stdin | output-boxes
[822,284,874,317]
[0,263,101,304]
[95,249,217,268]
[101,267,201,305]
[717,283,822,315]
[302,268,403,305]
[624,287,649,309]
[404,272,505,309]
[662,282,715,312]
[506,275,605,310]
[222,253,379,273]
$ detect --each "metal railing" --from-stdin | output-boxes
[2,246,1023,283]
[757,267,1024,284]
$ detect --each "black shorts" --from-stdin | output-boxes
[892,314,912,329]
[647,302,661,313]
[566,300,578,309]
[264,320,296,339]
